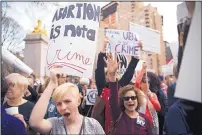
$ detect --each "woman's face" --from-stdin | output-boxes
[6,80,24,100]
[90,82,97,89]
[123,90,138,112]
[56,90,80,120]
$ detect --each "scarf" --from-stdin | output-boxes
[100,87,112,133]
[147,96,159,134]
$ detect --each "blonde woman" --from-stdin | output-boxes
[29,66,105,135]
[3,73,35,134]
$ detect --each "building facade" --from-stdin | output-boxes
[100,2,166,74]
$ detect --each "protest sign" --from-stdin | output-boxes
[175,2,201,103]
[116,54,128,76]
[161,64,173,76]
[2,47,33,75]
[129,23,161,54]
[86,89,98,105]
[105,29,140,57]
[46,2,101,78]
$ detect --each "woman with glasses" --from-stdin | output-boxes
[104,54,152,135]
[3,73,35,134]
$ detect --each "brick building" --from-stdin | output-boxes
[100,2,166,74]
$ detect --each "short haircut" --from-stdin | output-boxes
[5,73,29,92]
[118,85,144,111]
[52,83,79,103]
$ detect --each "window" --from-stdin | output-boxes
[145,20,150,24]
[145,13,149,16]
[144,9,149,12]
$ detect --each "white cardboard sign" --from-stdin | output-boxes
[129,23,161,54]
[175,2,201,103]
[46,3,101,78]
[105,29,140,57]
[161,64,174,76]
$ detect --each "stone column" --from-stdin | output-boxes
[24,34,48,81]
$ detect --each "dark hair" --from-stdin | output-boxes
[158,75,164,82]
[147,72,161,94]
[118,85,144,111]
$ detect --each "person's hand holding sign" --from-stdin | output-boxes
[138,40,143,51]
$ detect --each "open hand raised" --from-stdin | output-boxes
[104,52,120,75]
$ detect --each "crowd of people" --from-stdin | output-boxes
[1,2,201,135]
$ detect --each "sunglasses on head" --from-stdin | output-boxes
[122,96,137,101]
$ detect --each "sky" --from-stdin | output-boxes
[4,2,180,52]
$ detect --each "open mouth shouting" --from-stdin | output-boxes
[128,103,135,107]
[63,112,70,117]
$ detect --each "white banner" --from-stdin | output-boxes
[161,64,173,76]
[2,47,33,75]
[129,23,161,54]
[105,29,140,57]
[86,89,98,105]
[46,3,100,78]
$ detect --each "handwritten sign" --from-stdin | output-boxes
[105,29,140,57]
[116,54,128,76]
[161,64,173,76]
[46,3,100,78]
[86,89,98,105]
[129,23,161,54]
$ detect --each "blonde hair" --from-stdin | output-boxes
[5,73,29,92]
[52,83,80,103]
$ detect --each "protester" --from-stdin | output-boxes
[166,2,202,135]
[24,85,38,104]
[3,73,35,134]
[167,64,178,108]
[29,66,105,134]
[103,53,152,135]
[80,77,94,116]
[135,63,161,135]
[89,78,97,89]
[158,75,168,96]
[1,78,26,135]
[74,76,83,94]
[92,36,141,132]
[147,72,168,135]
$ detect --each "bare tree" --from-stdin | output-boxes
[1,2,24,51]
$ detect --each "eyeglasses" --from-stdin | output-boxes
[122,96,137,101]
